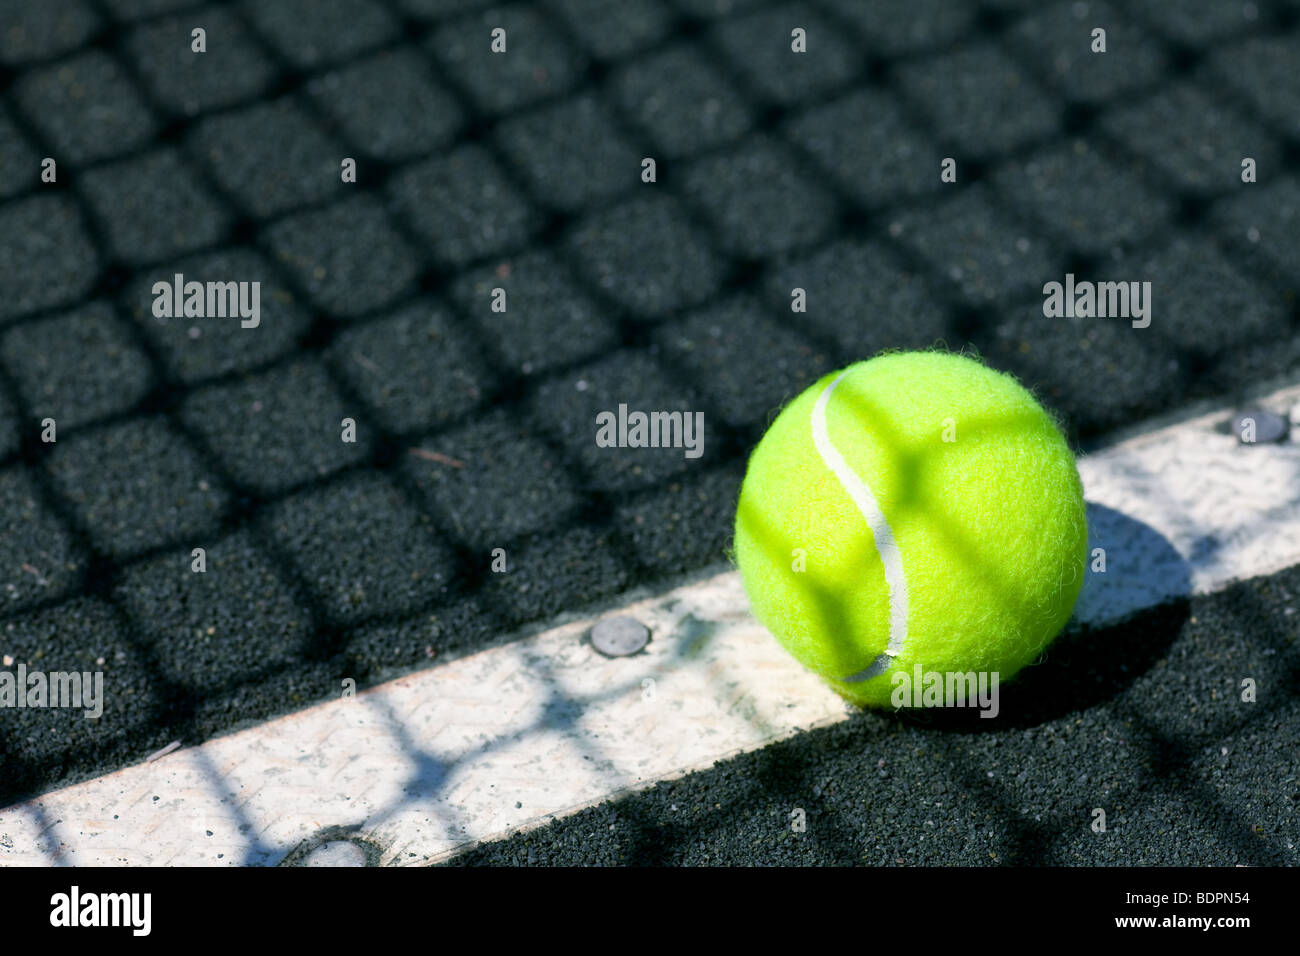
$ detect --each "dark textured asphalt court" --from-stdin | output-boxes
[0,0,1297,864]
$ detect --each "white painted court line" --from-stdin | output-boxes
[2,384,1299,866]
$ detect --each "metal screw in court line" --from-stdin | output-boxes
[300,841,368,866]
[278,825,383,866]
[1232,409,1289,444]
[590,616,650,657]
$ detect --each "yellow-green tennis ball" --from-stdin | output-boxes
[734,351,1087,708]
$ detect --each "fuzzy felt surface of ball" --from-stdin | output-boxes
[733,351,1088,707]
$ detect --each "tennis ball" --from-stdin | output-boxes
[734,350,1087,708]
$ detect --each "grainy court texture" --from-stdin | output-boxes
[0,0,1297,866]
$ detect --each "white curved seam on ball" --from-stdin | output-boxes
[811,368,908,682]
